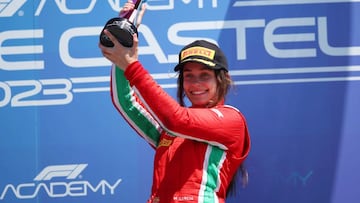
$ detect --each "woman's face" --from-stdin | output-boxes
[182,62,218,108]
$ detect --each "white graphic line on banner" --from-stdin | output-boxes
[151,65,360,79]
[159,76,360,87]
[68,75,360,92]
[70,76,109,93]
[233,0,360,7]
[229,65,360,76]
[70,76,109,83]
[66,65,360,93]
[234,76,360,85]
[72,87,110,93]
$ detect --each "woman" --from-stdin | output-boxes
[99,2,250,202]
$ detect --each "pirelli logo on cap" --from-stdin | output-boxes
[180,46,216,61]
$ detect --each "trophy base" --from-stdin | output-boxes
[100,17,138,48]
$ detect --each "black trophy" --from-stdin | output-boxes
[99,0,142,48]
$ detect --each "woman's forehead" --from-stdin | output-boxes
[183,62,212,71]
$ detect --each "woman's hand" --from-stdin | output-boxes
[99,31,139,71]
[99,0,146,71]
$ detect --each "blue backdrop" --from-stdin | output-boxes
[1,0,359,202]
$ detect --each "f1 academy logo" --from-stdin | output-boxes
[34,164,88,181]
[0,164,122,200]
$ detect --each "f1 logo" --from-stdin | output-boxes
[34,164,88,181]
[0,0,26,17]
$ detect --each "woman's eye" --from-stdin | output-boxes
[200,74,211,81]
[184,75,193,80]
[183,72,213,83]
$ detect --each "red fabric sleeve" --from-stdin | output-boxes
[124,61,248,155]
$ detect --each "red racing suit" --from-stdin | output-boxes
[110,61,250,203]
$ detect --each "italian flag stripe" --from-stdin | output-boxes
[111,65,161,147]
[200,146,226,203]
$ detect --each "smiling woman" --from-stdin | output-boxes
[106,38,250,203]
[99,3,251,199]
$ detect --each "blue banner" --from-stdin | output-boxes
[1,0,359,202]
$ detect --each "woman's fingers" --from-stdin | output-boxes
[119,0,135,16]
[136,3,146,27]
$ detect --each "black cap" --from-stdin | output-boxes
[174,40,228,72]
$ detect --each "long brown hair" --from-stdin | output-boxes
[176,66,248,196]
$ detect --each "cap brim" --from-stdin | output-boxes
[174,58,217,71]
